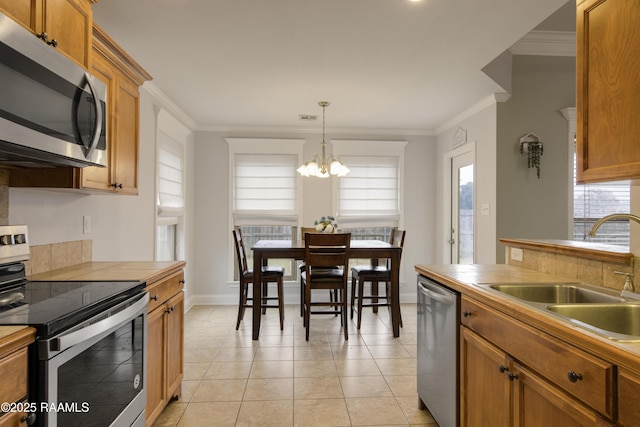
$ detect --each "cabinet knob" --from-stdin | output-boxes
[498,364,508,374]
[36,32,48,41]
[111,183,123,189]
[167,306,174,313]
[179,279,185,284]
[567,371,583,383]
[47,39,58,48]
[21,412,36,425]
[151,295,159,301]
[507,372,519,381]
[463,311,472,317]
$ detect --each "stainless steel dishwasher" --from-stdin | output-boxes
[417,275,460,427]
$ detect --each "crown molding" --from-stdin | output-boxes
[510,30,576,57]
[436,93,511,134]
[197,124,434,136]
[141,82,198,130]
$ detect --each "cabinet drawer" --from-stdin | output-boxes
[0,409,28,427]
[461,297,614,417]
[147,271,185,311]
[0,348,28,408]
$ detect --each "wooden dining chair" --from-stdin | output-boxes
[350,229,406,329]
[232,229,285,330]
[299,227,340,317]
[302,232,351,341]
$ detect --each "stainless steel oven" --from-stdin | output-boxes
[38,292,148,427]
[0,225,148,427]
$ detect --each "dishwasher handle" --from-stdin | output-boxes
[418,279,456,305]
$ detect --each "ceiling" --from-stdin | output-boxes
[92,0,574,134]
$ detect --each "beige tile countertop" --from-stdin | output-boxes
[415,264,640,371]
[28,261,186,284]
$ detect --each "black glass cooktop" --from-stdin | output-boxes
[0,280,145,337]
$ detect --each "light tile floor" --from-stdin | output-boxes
[154,303,438,427]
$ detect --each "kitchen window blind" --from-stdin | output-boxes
[336,155,400,228]
[157,133,185,215]
[573,153,630,246]
[232,153,298,225]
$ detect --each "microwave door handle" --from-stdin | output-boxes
[83,72,103,160]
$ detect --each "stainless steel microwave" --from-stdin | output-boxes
[0,12,107,168]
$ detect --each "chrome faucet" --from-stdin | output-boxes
[614,271,635,293]
[588,213,640,237]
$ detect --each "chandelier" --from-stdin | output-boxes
[297,101,349,178]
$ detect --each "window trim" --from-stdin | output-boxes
[155,108,190,261]
[226,138,304,282]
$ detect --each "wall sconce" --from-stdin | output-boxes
[519,133,543,178]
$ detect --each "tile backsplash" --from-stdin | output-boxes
[505,246,637,291]
[24,240,92,276]
[0,173,91,275]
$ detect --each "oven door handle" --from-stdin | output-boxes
[50,293,148,352]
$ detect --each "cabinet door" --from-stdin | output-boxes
[145,305,167,426]
[0,0,36,31]
[165,292,184,400]
[460,327,510,427]
[512,362,613,427]
[81,45,116,191]
[111,73,140,194]
[576,0,640,182]
[82,47,140,193]
[41,0,91,67]
[618,368,640,426]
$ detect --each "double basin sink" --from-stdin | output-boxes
[480,283,640,341]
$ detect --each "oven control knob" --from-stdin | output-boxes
[134,373,141,390]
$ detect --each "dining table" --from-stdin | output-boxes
[251,239,402,340]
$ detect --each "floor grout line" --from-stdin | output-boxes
[156,303,436,426]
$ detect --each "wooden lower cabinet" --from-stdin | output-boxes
[460,295,618,426]
[0,328,35,427]
[512,362,613,427]
[461,327,613,427]
[618,368,640,427]
[460,327,510,427]
[145,271,185,427]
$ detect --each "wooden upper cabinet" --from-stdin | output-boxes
[9,23,152,194]
[41,0,92,67]
[0,0,93,68]
[0,0,35,30]
[576,0,640,183]
[81,24,151,194]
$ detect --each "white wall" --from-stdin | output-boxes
[191,130,437,305]
[435,99,499,264]
[8,84,197,306]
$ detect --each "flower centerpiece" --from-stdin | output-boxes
[315,216,337,233]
